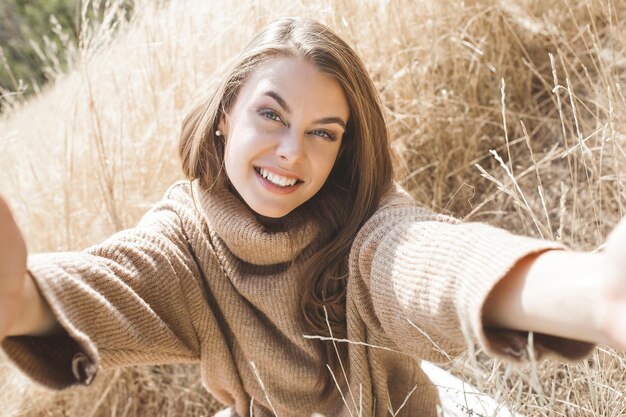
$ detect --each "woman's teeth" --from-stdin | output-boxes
[257,167,298,187]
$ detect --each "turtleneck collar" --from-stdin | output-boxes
[191,180,320,265]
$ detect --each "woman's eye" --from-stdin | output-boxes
[310,129,336,141]
[259,109,282,122]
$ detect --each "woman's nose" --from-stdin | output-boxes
[276,130,304,162]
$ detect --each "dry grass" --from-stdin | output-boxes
[0,0,625,415]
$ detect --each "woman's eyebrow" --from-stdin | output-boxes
[313,117,346,129]
[262,91,291,113]
[262,90,346,129]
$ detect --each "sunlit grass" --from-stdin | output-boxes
[1,0,625,415]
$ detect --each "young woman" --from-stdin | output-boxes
[1,17,625,417]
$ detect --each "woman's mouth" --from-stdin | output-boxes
[254,166,303,194]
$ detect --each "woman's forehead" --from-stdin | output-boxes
[238,57,350,119]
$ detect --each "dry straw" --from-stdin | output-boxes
[0,0,625,415]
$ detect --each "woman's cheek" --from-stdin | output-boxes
[243,118,277,140]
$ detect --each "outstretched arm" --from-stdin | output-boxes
[0,183,206,389]
[484,216,626,350]
[352,188,596,365]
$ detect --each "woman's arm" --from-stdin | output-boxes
[483,216,626,350]
[0,195,28,340]
[0,195,60,339]
[1,183,205,389]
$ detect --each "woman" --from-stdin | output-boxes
[1,17,624,417]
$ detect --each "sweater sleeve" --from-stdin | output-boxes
[1,182,204,389]
[353,196,595,364]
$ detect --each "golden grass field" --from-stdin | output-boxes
[1,0,625,415]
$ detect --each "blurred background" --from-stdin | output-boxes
[0,0,625,415]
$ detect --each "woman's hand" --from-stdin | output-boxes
[0,195,27,341]
[594,216,626,350]
[479,214,626,351]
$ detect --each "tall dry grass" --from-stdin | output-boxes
[0,0,625,415]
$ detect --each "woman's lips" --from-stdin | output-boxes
[254,167,302,194]
[255,165,303,182]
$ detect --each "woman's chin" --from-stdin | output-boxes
[251,205,293,219]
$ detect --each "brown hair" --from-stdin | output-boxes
[178,17,394,400]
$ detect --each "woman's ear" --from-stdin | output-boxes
[218,113,230,138]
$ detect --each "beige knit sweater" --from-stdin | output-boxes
[2,180,594,417]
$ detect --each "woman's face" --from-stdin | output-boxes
[219,56,349,218]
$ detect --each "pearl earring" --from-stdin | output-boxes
[215,129,223,137]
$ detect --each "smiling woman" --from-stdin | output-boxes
[2,14,625,417]
[176,20,395,402]
[219,56,348,219]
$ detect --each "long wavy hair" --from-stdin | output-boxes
[178,17,393,399]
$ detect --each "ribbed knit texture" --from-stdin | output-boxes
[2,180,594,417]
